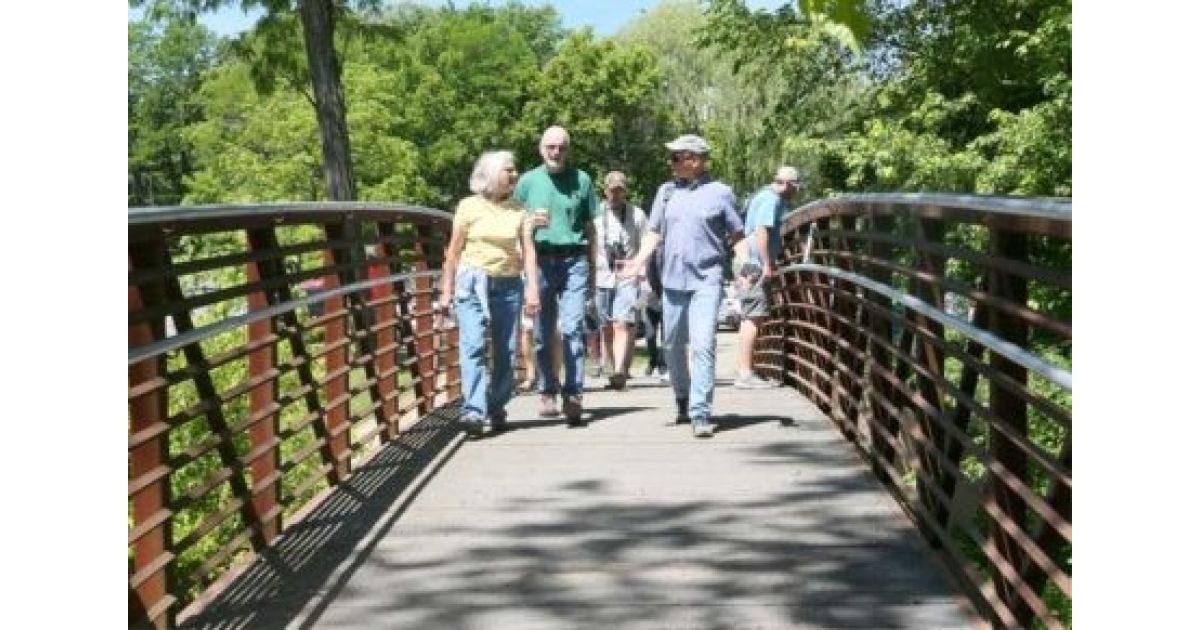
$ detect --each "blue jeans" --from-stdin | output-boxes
[455,273,522,419]
[662,284,721,420]
[535,254,588,398]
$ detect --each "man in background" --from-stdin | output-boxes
[734,166,802,389]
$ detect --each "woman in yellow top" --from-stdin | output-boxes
[438,150,546,437]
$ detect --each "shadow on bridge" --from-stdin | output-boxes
[181,401,968,629]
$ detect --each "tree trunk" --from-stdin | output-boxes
[298,0,357,201]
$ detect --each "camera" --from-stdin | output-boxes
[605,241,628,269]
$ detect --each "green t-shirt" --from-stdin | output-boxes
[514,165,599,250]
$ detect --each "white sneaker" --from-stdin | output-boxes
[735,374,777,390]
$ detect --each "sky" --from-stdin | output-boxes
[130,0,793,38]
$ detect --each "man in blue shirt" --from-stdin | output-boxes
[735,166,802,389]
[621,134,747,438]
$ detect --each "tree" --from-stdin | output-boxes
[133,0,381,201]
[520,31,671,205]
[128,17,217,206]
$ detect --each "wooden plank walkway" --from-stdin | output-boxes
[182,332,978,629]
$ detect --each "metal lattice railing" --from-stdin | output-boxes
[756,193,1072,629]
[128,203,458,628]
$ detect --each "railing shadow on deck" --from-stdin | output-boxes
[183,419,971,629]
[176,406,462,629]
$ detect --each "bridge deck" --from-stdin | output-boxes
[182,332,977,629]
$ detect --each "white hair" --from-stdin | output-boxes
[469,150,516,197]
[540,126,570,147]
[775,165,801,183]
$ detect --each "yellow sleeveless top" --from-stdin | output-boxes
[453,195,525,276]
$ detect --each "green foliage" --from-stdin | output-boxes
[520,31,670,203]
[183,62,325,202]
[128,17,218,206]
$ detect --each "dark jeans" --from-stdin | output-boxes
[642,305,664,369]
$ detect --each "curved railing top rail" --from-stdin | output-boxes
[780,262,1072,391]
[127,269,442,367]
[129,201,453,238]
[785,193,1072,238]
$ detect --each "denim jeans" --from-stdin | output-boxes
[535,254,588,398]
[662,284,721,420]
[455,272,522,419]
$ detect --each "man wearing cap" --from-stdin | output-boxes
[592,170,647,390]
[620,134,747,438]
[515,126,599,426]
[734,166,803,389]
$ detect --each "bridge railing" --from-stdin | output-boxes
[128,203,457,628]
[758,193,1072,629]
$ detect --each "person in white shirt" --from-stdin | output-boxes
[591,171,647,390]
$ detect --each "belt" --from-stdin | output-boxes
[536,245,587,258]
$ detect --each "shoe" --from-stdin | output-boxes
[734,374,777,390]
[692,417,714,438]
[489,410,508,433]
[459,413,486,438]
[659,368,670,383]
[607,373,628,390]
[675,398,689,424]
[539,395,560,417]
[563,395,584,427]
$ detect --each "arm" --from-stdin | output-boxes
[618,229,661,280]
[755,225,773,276]
[585,220,597,295]
[521,216,541,315]
[585,184,599,294]
[438,222,468,325]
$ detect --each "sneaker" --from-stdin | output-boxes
[607,373,628,390]
[692,417,714,438]
[459,413,486,438]
[539,395,560,417]
[674,398,689,425]
[563,395,585,427]
[734,374,777,390]
[659,368,671,383]
[489,410,508,433]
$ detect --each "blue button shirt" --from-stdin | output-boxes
[744,185,786,264]
[646,174,744,291]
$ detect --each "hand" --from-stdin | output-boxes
[762,263,776,279]
[617,258,642,281]
[529,209,550,229]
[524,287,541,316]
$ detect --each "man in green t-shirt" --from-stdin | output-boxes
[515,126,599,426]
